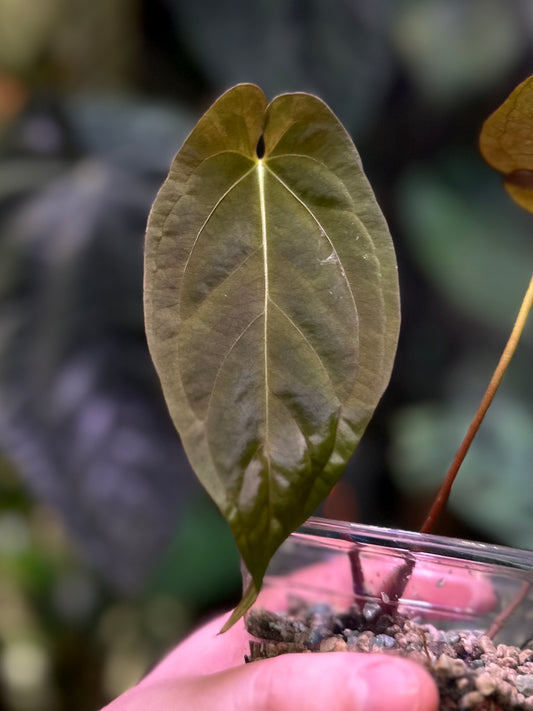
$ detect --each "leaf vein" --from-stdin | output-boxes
[179,163,257,314]
[264,164,358,320]
[181,248,262,320]
[159,150,253,243]
[204,312,263,423]
[269,298,338,393]
[266,153,331,173]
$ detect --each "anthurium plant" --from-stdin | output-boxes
[144,78,532,630]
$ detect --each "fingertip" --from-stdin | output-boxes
[242,652,439,711]
[356,655,439,711]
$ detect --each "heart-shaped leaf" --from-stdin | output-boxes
[479,74,533,213]
[144,84,399,624]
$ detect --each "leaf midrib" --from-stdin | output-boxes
[184,155,359,418]
[263,162,358,320]
[180,153,359,327]
[185,154,359,513]
[257,160,272,473]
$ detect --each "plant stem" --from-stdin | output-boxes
[348,546,367,598]
[379,556,415,616]
[420,272,533,534]
[486,581,531,639]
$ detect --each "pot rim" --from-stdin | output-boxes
[298,516,533,572]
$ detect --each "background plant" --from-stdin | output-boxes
[420,73,533,534]
[0,0,532,707]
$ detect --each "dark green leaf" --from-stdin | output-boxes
[144,84,400,623]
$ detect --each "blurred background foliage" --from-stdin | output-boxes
[0,0,532,708]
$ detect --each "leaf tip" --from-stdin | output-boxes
[218,579,259,634]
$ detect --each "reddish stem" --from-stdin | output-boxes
[420,273,533,534]
[486,581,531,640]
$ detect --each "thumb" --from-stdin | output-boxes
[111,652,439,711]
[205,652,439,711]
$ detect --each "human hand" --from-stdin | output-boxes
[101,544,499,711]
[101,608,438,711]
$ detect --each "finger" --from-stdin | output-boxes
[109,652,438,711]
[207,653,439,711]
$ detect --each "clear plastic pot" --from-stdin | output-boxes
[248,516,533,647]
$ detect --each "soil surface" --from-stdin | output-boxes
[245,596,533,710]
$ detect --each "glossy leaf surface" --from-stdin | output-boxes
[144,84,400,623]
[479,74,533,213]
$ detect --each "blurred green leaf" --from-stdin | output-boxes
[0,0,63,72]
[150,495,240,609]
[391,356,533,548]
[63,96,193,173]
[392,0,525,105]
[145,84,400,622]
[396,154,533,334]
[167,0,394,133]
